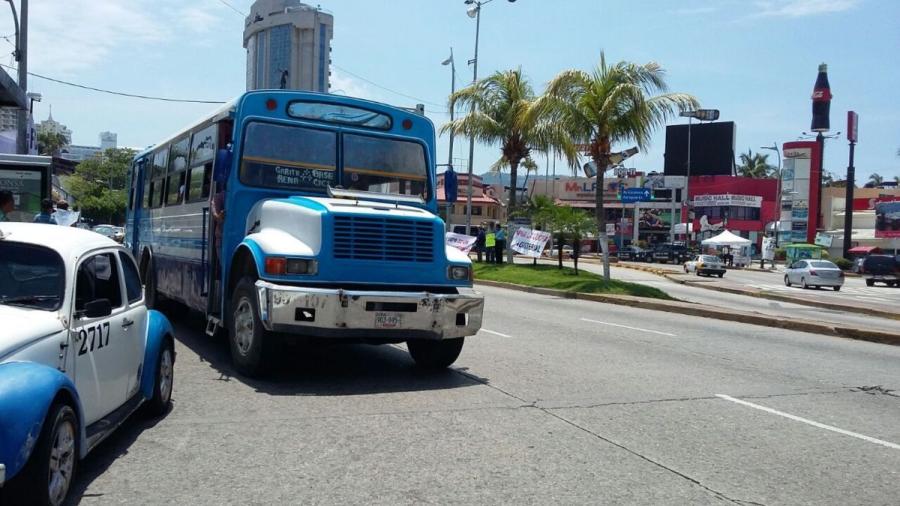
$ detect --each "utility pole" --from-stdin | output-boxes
[13,0,28,154]
[842,111,858,259]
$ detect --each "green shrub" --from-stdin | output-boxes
[833,257,853,270]
[774,247,786,261]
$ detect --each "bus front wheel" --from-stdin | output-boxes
[228,276,279,377]
[407,338,464,370]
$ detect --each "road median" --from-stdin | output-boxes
[475,279,900,346]
[662,273,900,321]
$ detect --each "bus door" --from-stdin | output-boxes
[128,157,148,257]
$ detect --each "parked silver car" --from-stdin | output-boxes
[784,259,844,290]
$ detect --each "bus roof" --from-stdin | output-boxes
[135,91,434,161]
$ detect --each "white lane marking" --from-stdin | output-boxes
[716,394,900,451]
[481,329,512,338]
[580,318,676,337]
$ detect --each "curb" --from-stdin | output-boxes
[662,273,900,322]
[475,279,900,346]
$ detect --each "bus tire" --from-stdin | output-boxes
[228,276,279,377]
[407,338,464,370]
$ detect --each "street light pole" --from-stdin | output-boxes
[761,143,782,247]
[8,0,28,154]
[463,3,482,236]
[678,109,719,246]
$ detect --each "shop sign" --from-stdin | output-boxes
[692,194,762,208]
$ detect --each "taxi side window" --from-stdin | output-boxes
[75,253,123,311]
[118,252,142,304]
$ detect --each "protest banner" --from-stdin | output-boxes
[510,227,551,258]
[446,232,477,253]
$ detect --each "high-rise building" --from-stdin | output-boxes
[35,108,73,145]
[100,131,117,150]
[243,0,333,92]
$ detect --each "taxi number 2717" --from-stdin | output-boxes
[77,322,111,355]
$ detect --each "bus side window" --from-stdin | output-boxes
[187,164,211,202]
[166,171,186,206]
[143,181,151,209]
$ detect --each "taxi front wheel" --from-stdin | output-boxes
[407,338,464,369]
[228,276,280,378]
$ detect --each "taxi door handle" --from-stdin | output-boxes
[122,318,134,328]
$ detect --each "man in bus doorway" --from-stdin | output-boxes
[211,182,226,276]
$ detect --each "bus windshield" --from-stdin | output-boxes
[240,122,337,192]
[342,134,428,199]
[240,122,429,200]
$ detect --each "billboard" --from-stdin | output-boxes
[781,141,821,244]
[874,198,900,238]
[663,122,736,176]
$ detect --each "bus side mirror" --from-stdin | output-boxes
[214,148,232,183]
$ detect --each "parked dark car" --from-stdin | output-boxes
[618,245,650,262]
[859,254,899,287]
[650,243,689,264]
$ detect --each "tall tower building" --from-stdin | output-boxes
[243,0,334,92]
[99,131,117,150]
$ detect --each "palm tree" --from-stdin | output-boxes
[537,53,698,279]
[442,69,575,212]
[737,149,776,178]
[37,131,68,156]
[868,173,884,187]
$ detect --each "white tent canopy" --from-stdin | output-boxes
[701,229,751,247]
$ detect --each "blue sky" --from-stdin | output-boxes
[9,0,899,182]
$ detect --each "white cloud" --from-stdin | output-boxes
[753,0,861,17]
[22,0,230,75]
[329,68,384,102]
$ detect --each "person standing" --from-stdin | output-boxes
[494,224,506,264]
[475,225,486,262]
[485,224,496,263]
[0,191,13,221]
[33,199,57,224]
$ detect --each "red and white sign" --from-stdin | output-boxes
[874,197,900,239]
[847,111,858,143]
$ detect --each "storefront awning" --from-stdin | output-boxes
[847,246,881,254]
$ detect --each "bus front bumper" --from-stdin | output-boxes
[254,281,484,340]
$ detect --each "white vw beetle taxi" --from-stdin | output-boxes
[0,223,175,506]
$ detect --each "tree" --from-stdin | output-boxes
[737,149,776,178]
[37,131,68,156]
[64,148,134,224]
[442,69,575,213]
[868,173,884,187]
[538,53,698,279]
[556,206,596,275]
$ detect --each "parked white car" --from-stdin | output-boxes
[0,222,175,505]
[784,259,844,290]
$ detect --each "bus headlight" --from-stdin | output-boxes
[287,258,317,275]
[265,257,317,275]
[448,265,471,281]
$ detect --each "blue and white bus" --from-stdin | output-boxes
[125,91,483,376]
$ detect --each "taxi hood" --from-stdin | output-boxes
[0,305,65,360]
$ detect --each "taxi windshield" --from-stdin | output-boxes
[0,242,65,311]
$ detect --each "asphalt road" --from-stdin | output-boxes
[526,258,900,334]
[620,260,900,312]
[67,286,900,505]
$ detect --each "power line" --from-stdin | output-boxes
[331,64,447,110]
[0,64,227,104]
[217,0,247,17]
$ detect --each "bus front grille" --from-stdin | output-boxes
[333,216,435,263]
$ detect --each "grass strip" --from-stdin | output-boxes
[473,263,672,300]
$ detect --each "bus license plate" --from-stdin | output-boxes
[375,312,402,329]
